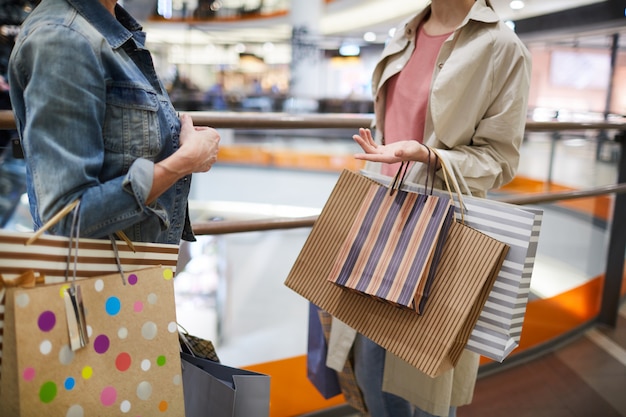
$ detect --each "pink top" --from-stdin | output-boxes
[382,25,451,177]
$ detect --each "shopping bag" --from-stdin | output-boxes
[284,169,509,378]
[0,266,185,416]
[327,166,455,314]
[307,302,342,399]
[0,228,179,378]
[181,351,270,417]
[363,170,543,361]
[316,309,368,415]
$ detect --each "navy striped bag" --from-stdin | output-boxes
[327,161,455,314]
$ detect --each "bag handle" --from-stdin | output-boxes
[64,201,89,350]
[426,146,467,223]
[389,147,437,197]
[25,200,135,252]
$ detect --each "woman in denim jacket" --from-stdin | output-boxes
[328,0,532,416]
[8,0,220,244]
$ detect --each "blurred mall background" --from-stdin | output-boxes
[1,1,626,416]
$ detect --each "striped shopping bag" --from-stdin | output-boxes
[284,169,509,377]
[326,171,455,314]
[363,170,543,362]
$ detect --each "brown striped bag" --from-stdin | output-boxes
[327,163,455,314]
[285,169,510,378]
[0,229,179,384]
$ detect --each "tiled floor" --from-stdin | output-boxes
[174,130,625,416]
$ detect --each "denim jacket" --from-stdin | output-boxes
[9,0,193,244]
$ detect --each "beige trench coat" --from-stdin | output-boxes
[327,0,531,415]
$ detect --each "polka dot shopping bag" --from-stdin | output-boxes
[0,266,185,416]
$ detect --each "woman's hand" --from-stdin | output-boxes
[148,114,220,203]
[353,128,429,164]
[176,113,220,174]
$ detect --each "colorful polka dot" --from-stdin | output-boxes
[141,322,157,340]
[128,274,138,285]
[106,297,121,316]
[162,269,174,280]
[59,345,75,365]
[118,327,129,339]
[82,366,93,380]
[173,374,182,386]
[59,284,70,298]
[120,400,131,413]
[100,386,117,407]
[94,335,110,354]
[94,279,104,292]
[167,322,177,333]
[136,381,152,401]
[38,311,56,332]
[158,400,168,412]
[66,404,84,417]
[64,377,76,391]
[23,367,35,382]
[148,293,158,305]
[39,381,57,403]
[116,352,132,372]
[15,292,30,308]
[156,356,166,367]
[133,301,144,313]
[141,359,151,371]
[40,340,52,355]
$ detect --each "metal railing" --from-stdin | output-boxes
[1,110,625,327]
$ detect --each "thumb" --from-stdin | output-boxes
[179,113,194,135]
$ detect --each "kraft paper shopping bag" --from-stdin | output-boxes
[363,169,543,362]
[0,229,179,380]
[0,266,185,416]
[285,170,509,377]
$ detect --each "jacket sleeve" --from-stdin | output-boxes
[434,34,532,196]
[10,25,160,237]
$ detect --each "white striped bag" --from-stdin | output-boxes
[0,230,179,379]
[364,170,543,362]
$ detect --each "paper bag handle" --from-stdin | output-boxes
[389,147,440,197]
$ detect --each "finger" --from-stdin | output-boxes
[353,135,376,152]
[179,113,194,134]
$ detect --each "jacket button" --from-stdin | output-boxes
[438,63,444,69]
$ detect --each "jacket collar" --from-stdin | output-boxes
[398,0,499,44]
[65,0,144,49]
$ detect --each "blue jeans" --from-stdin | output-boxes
[353,334,457,417]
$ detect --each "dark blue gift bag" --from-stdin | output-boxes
[307,302,342,399]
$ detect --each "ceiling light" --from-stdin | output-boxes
[509,1,525,10]
[363,32,377,42]
[339,44,360,57]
